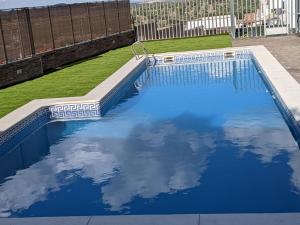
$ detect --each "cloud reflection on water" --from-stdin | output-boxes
[0,114,217,216]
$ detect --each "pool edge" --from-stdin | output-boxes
[0,56,147,137]
[250,45,300,129]
[1,213,300,225]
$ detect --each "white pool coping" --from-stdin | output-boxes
[0,56,147,133]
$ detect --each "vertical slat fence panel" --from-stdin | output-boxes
[0,1,132,65]
[70,4,91,43]
[49,5,74,48]
[0,13,7,64]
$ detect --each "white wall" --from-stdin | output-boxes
[187,15,236,30]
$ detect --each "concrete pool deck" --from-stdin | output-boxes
[1,213,300,225]
[233,35,300,84]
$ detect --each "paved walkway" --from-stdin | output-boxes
[233,35,300,84]
[1,213,300,225]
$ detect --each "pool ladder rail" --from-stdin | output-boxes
[131,41,156,66]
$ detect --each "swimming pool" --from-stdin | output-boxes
[0,49,300,218]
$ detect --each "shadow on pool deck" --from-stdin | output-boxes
[233,35,300,84]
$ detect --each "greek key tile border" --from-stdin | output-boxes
[49,102,101,119]
[148,49,251,66]
[49,63,145,120]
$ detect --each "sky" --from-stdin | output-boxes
[0,0,139,10]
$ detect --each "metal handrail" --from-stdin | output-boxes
[131,41,149,59]
[131,41,156,66]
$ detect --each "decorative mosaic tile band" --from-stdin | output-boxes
[49,81,135,120]
[49,63,146,120]
[148,49,251,66]
[0,107,50,154]
[49,102,101,119]
[48,81,137,120]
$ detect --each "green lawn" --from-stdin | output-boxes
[0,35,231,118]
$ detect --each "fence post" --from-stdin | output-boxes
[47,6,55,50]
[262,0,267,36]
[68,5,76,44]
[25,8,35,56]
[132,5,137,38]
[103,1,108,36]
[16,10,25,58]
[230,0,236,39]
[86,3,93,40]
[116,0,121,33]
[296,0,300,33]
[128,0,133,31]
[0,13,8,63]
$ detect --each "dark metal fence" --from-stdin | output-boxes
[0,0,131,65]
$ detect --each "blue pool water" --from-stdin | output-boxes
[1,59,300,217]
